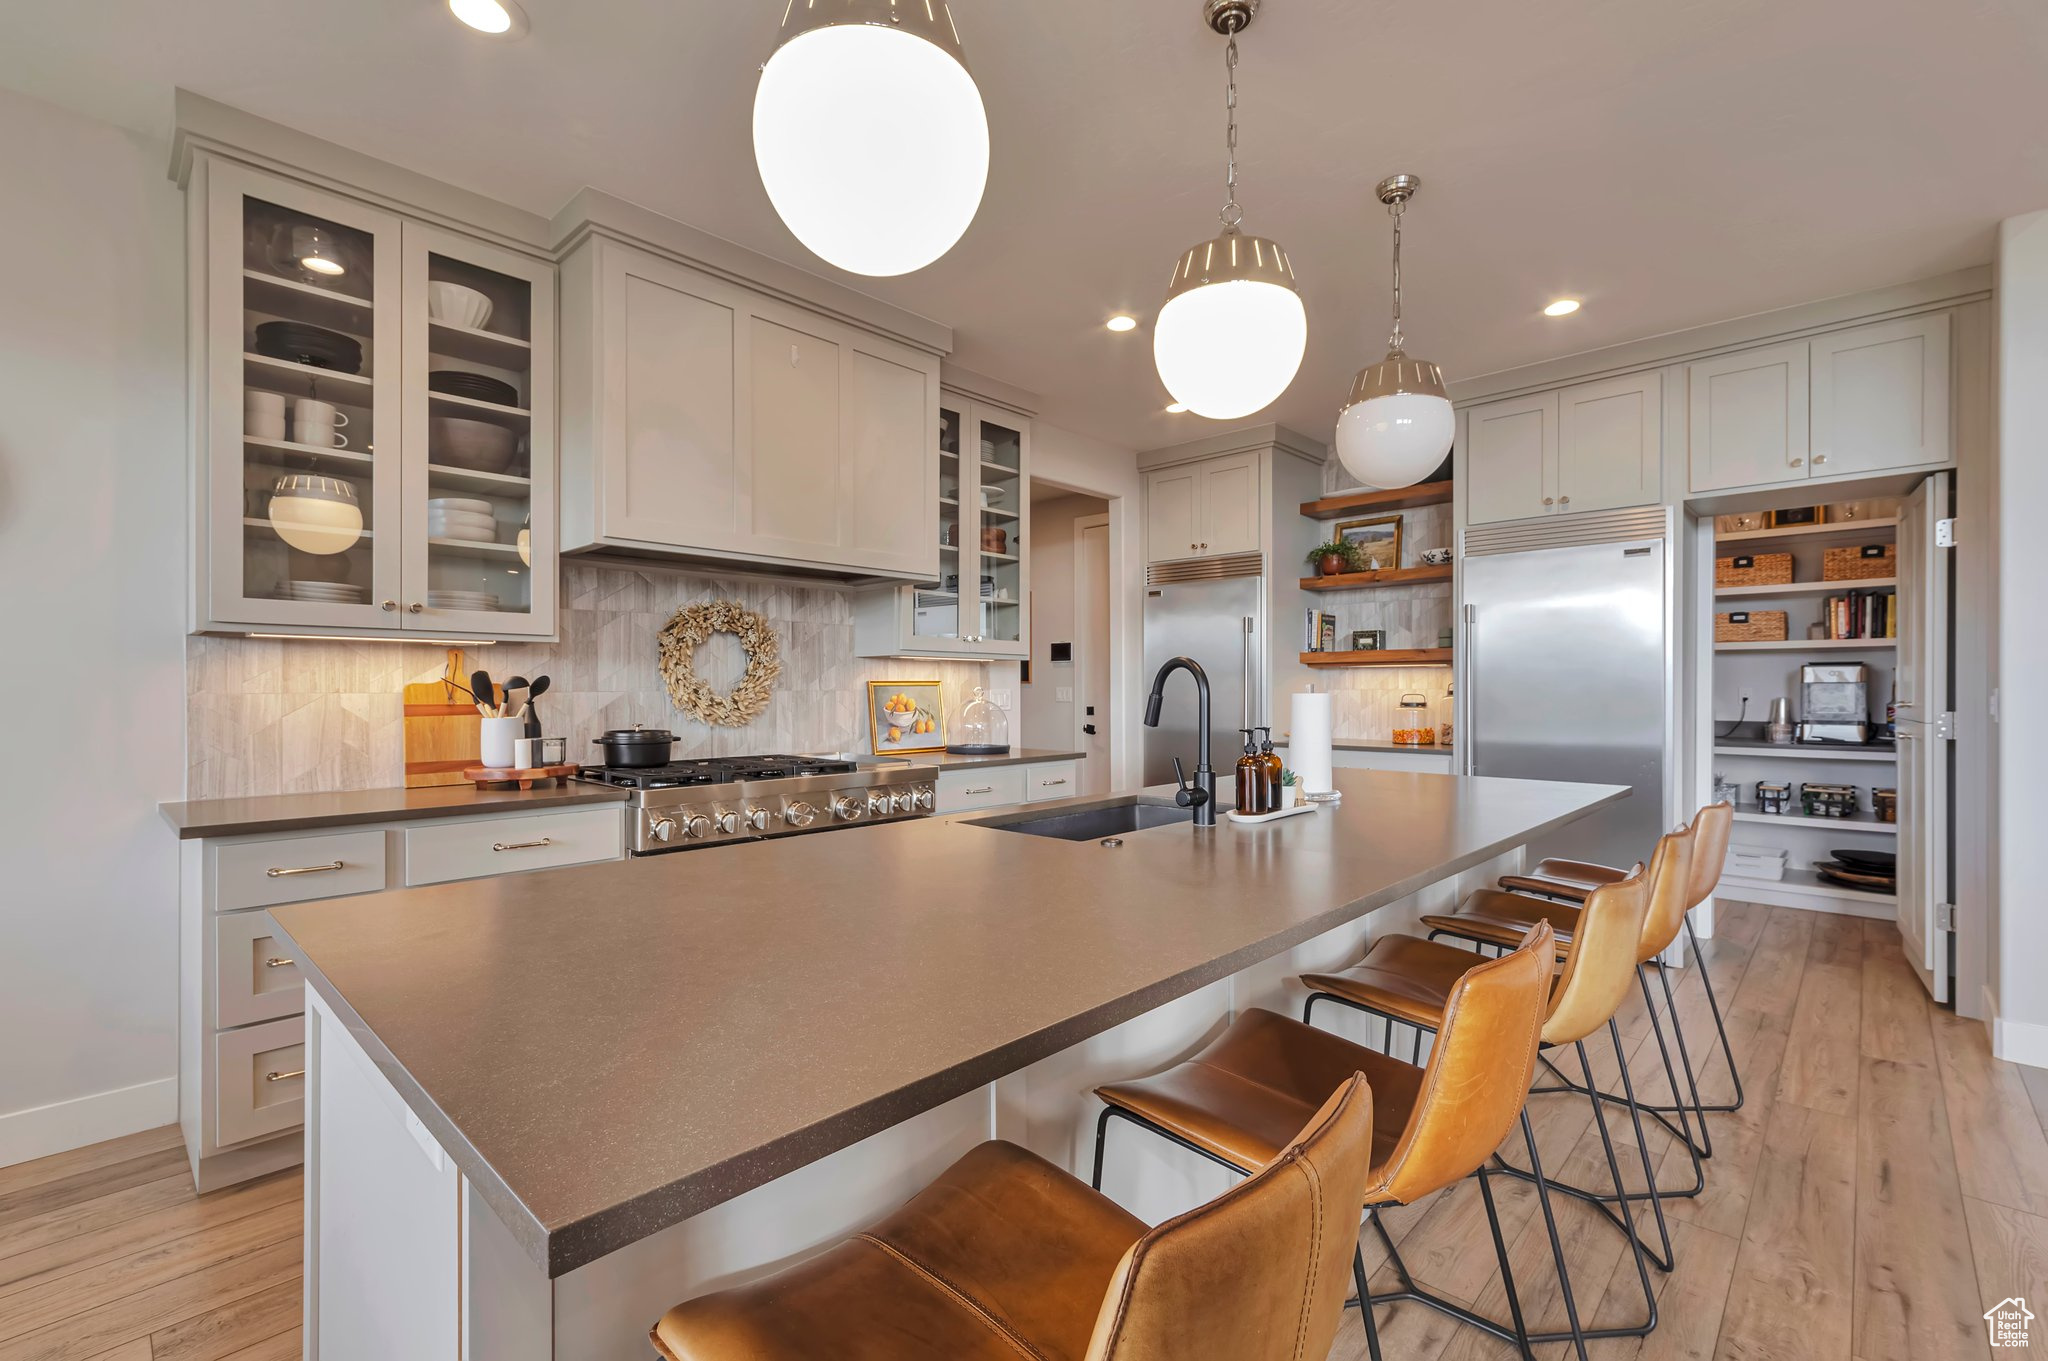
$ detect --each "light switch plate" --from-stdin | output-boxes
[990,690,1011,709]
[1056,686,1074,702]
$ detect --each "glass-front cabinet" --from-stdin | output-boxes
[196,159,555,638]
[856,389,1031,659]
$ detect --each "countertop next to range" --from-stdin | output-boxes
[158,783,631,840]
[267,769,1624,1280]
[875,747,1085,770]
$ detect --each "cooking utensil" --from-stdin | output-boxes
[520,675,551,722]
[500,677,529,722]
[594,726,675,768]
[471,670,495,717]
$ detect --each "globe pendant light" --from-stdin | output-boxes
[753,0,989,278]
[1335,174,1455,489]
[1152,0,1306,422]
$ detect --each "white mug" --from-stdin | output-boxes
[299,424,349,449]
[244,390,286,441]
[292,398,347,435]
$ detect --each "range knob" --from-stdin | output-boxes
[868,790,893,816]
[713,807,740,836]
[744,805,772,832]
[679,814,712,840]
[783,801,818,828]
[832,794,868,821]
[889,789,915,814]
[912,785,935,812]
[649,815,677,842]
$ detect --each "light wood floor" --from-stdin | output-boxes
[3,903,2043,1360]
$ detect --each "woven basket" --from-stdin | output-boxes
[1823,542,1896,581]
[1714,551,1793,587]
[1716,610,1788,643]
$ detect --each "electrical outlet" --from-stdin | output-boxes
[991,690,1011,710]
[1055,686,1074,703]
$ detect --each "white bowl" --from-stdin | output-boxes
[428,508,497,530]
[427,282,493,330]
[427,496,494,515]
[429,416,518,473]
[430,525,499,544]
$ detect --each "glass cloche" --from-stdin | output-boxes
[946,686,1011,755]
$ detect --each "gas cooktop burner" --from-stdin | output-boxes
[577,755,860,789]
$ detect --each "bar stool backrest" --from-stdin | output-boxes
[1686,802,1734,909]
[1365,921,1555,1209]
[1635,822,1699,963]
[1084,1074,1374,1361]
[1542,861,1652,1047]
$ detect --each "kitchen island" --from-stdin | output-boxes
[272,768,1623,1360]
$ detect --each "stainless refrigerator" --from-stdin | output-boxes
[1460,508,1677,872]
[1143,569,1263,787]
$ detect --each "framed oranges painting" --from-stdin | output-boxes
[868,681,946,754]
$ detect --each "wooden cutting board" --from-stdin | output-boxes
[404,649,490,788]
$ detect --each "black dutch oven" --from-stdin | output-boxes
[592,725,675,768]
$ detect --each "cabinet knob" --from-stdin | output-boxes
[1558,495,1570,505]
[408,602,424,614]
[1814,454,1829,465]
[1199,542,1208,550]
[380,600,397,612]
[1190,542,1198,551]
[1542,497,1555,506]
[1790,457,1805,467]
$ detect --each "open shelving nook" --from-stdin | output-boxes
[1297,480,1456,669]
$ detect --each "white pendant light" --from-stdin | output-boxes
[268,475,362,556]
[753,0,989,278]
[1335,174,1455,489]
[1152,0,1305,421]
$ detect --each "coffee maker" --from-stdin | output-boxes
[1796,662,1873,744]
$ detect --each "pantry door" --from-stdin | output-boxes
[1893,473,1951,1003]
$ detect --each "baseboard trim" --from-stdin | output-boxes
[1986,987,2048,1070]
[0,1076,179,1171]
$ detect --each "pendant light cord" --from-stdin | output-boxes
[1387,196,1406,355]
[1220,26,1243,230]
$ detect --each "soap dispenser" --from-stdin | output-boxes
[1255,727,1283,812]
[1234,729,1265,815]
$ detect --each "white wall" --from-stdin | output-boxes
[1031,423,1143,790]
[1993,212,2044,1062]
[0,90,188,1163]
[1019,493,1106,750]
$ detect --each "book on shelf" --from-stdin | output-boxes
[1821,588,1894,641]
[1302,609,1339,652]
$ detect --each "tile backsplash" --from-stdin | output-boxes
[187,562,997,799]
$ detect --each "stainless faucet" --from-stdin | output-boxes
[1144,656,1215,826]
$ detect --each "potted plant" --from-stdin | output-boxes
[1305,539,1363,577]
[1278,767,1299,808]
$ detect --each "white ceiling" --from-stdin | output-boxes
[6,0,2044,451]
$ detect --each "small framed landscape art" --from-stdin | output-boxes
[869,681,946,753]
[1335,514,1403,572]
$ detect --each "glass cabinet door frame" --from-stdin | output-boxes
[203,159,403,629]
[397,220,557,638]
[963,402,1029,659]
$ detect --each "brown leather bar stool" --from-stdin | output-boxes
[1427,802,1737,1156]
[1088,924,1559,1361]
[1300,851,1678,1342]
[650,1076,1375,1361]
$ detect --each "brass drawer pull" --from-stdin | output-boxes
[965,785,994,796]
[264,1069,305,1083]
[1040,778,1067,787]
[265,860,343,878]
[492,837,553,852]
[263,956,296,969]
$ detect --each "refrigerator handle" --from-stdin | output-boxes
[1242,615,1256,729]
[1461,603,1476,776]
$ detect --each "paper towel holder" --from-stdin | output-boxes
[1291,686,1343,805]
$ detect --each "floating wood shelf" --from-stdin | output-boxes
[1299,563,1453,592]
[1300,647,1454,668]
[1716,577,1896,598]
[1300,480,1453,520]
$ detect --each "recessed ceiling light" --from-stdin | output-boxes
[1165,402,1189,413]
[448,0,527,36]
[1106,314,1139,333]
[1543,298,1581,317]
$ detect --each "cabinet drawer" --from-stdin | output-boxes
[1024,761,1081,802]
[214,830,387,912]
[215,910,304,1029]
[936,766,1028,813]
[404,807,623,887]
[215,1016,305,1149]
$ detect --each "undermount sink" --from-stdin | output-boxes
[971,798,1195,842]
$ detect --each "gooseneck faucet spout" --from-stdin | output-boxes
[1145,656,1216,826]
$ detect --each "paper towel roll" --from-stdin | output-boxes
[1290,690,1336,800]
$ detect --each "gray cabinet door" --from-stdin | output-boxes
[1465,393,1556,525]
[749,315,843,555]
[844,346,939,576]
[1197,452,1261,555]
[1809,314,1950,478]
[1556,371,1661,515]
[1687,341,1810,492]
[1146,466,1201,563]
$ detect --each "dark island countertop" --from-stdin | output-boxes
[270,769,1623,1279]
[159,782,630,839]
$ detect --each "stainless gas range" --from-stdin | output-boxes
[577,755,936,855]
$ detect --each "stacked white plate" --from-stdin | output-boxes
[428,589,501,612]
[282,581,367,604]
[428,496,499,543]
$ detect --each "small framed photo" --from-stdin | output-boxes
[868,681,946,753]
[1768,505,1825,528]
[1335,514,1403,571]
[1350,629,1386,652]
